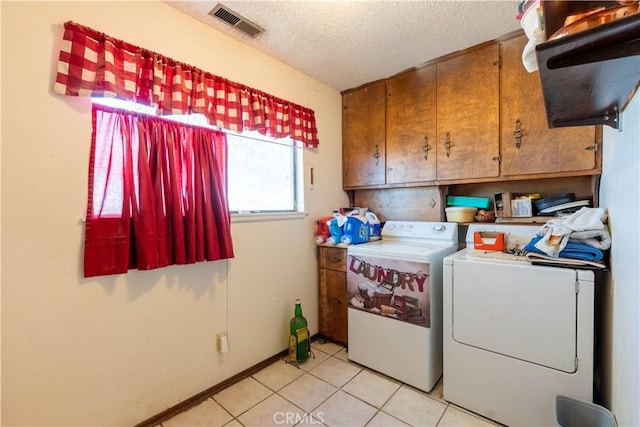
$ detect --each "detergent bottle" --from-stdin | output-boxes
[340,214,370,245]
[314,216,332,244]
[365,211,381,238]
[326,211,346,245]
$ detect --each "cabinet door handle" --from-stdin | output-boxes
[328,297,341,305]
[585,141,599,152]
[328,257,342,263]
[443,132,451,157]
[422,136,432,160]
[513,119,522,149]
[373,144,380,166]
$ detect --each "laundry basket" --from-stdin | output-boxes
[359,288,393,309]
[556,395,616,427]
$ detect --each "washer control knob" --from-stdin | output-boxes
[433,224,446,233]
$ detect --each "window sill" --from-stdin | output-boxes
[231,211,308,223]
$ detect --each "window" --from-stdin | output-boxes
[227,132,302,214]
[84,103,234,277]
[92,98,305,217]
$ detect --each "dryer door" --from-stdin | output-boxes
[452,258,577,373]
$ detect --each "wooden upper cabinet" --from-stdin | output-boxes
[500,35,599,177]
[386,65,437,184]
[436,43,500,181]
[340,35,602,190]
[342,82,386,188]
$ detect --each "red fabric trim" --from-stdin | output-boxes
[54,21,319,148]
[84,104,234,277]
[84,107,132,276]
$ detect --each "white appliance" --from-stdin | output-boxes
[443,224,594,427]
[347,221,458,392]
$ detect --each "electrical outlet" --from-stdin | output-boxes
[217,331,229,353]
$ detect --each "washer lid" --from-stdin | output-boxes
[348,221,459,262]
[381,221,458,243]
[348,240,456,262]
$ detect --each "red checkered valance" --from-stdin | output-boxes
[53,21,319,147]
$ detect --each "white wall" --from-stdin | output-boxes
[600,92,640,427]
[0,1,346,425]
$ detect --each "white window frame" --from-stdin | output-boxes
[226,131,307,223]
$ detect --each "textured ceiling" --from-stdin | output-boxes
[166,0,522,92]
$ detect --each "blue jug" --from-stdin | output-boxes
[340,216,370,245]
[365,212,381,238]
[326,215,345,245]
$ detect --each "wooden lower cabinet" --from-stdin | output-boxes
[318,246,348,345]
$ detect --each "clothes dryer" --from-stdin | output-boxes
[443,224,594,427]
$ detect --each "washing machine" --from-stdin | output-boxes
[443,224,594,426]
[347,221,458,392]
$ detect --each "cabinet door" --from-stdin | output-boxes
[436,44,500,181]
[319,246,346,272]
[319,268,348,345]
[386,65,437,184]
[342,82,386,188]
[500,35,599,177]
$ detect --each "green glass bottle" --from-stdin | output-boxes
[290,299,310,363]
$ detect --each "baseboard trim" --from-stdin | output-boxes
[135,334,320,427]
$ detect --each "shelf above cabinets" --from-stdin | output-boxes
[535,11,640,129]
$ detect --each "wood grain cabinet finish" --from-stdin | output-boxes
[386,65,438,184]
[341,34,601,190]
[318,246,348,345]
[342,82,386,188]
[436,43,501,181]
[500,35,600,178]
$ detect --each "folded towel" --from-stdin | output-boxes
[534,207,610,256]
[570,228,612,250]
[525,252,606,270]
[525,235,604,262]
[534,219,572,256]
[562,207,607,231]
[559,239,604,261]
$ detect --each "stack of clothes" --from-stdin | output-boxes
[524,207,611,269]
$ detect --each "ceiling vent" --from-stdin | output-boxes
[208,3,264,38]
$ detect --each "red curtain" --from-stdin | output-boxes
[54,21,319,148]
[84,104,234,277]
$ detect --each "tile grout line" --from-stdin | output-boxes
[164,342,493,427]
[297,346,444,427]
[311,350,422,427]
[434,402,451,427]
[232,345,343,426]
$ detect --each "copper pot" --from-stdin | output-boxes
[549,3,640,41]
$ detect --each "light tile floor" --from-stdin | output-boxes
[161,341,501,427]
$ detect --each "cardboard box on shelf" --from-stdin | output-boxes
[494,192,512,218]
[511,198,533,217]
[495,192,535,217]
